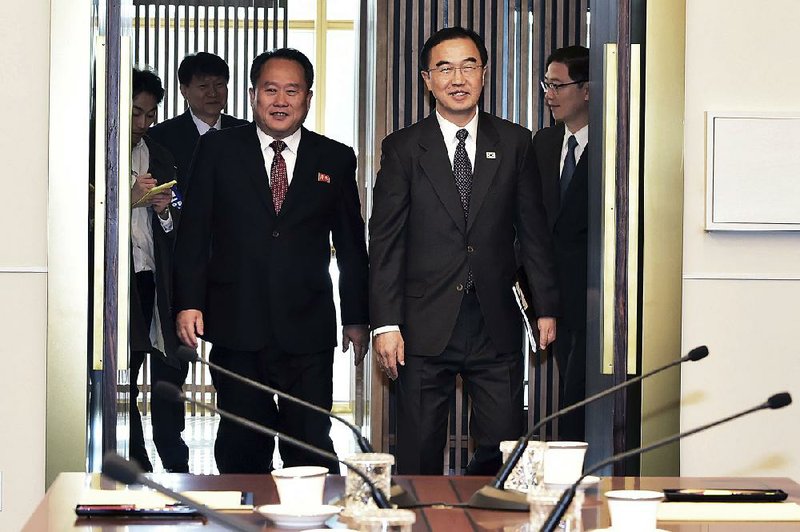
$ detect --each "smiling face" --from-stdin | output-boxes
[180,73,228,126]
[249,58,312,140]
[131,91,158,146]
[544,61,589,132]
[421,37,486,127]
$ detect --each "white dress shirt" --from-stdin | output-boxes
[255,125,302,186]
[130,138,173,353]
[373,110,481,337]
[190,110,223,135]
[435,109,479,169]
[558,124,589,177]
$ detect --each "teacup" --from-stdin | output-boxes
[605,489,663,531]
[271,465,328,507]
[543,441,588,485]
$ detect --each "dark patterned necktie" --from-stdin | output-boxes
[560,134,578,199]
[453,129,473,215]
[270,140,288,213]
[453,129,474,289]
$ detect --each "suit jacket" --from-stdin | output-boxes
[129,135,182,366]
[533,123,588,330]
[369,112,559,356]
[173,123,369,354]
[148,110,248,192]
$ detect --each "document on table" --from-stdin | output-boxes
[658,502,800,521]
[78,488,252,510]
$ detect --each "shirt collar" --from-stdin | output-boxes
[563,124,588,150]
[256,125,303,155]
[189,109,223,135]
[435,109,479,144]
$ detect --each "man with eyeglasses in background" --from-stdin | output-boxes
[149,52,247,193]
[532,45,590,441]
[369,26,559,475]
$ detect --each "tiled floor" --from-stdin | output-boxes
[132,412,360,474]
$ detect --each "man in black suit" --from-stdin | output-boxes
[148,52,247,192]
[173,48,369,474]
[533,46,590,441]
[369,27,560,475]
[128,68,189,472]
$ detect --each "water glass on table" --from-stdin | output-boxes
[500,440,547,493]
[342,453,395,517]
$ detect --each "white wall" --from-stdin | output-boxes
[681,0,800,480]
[0,1,50,529]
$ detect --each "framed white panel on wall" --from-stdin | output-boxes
[705,111,800,231]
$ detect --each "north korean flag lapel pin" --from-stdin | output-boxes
[317,172,331,183]
[485,151,496,159]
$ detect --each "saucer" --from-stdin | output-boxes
[255,504,342,528]
[545,475,601,491]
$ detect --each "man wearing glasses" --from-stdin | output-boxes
[369,26,559,475]
[533,45,590,441]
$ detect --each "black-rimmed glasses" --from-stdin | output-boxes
[540,80,586,93]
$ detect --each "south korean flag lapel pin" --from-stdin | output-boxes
[485,151,496,159]
[317,172,331,183]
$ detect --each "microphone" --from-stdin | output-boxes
[174,346,416,507]
[101,452,261,532]
[468,345,709,510]
[154,382,392,510]
[540,392,793,532]
[175,346,372,452]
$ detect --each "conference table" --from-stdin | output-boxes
[23,473,800,531]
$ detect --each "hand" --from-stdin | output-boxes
[151,191,172,215]
[537,317,557,350]
[131,173,157,206]
[342,324,369,366]
[372,331,404,380]
[176,309,204,348]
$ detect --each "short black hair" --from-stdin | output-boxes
[419,26,488,71]
[177,52,230,85]
[250,48,315,90]
[546,45,589,83]
[132,67,164,103]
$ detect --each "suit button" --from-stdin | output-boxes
[467,245,474,253]
[456,283,464,291]
[272,230,280,238]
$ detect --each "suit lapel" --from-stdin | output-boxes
[179,110,200,143]
[241,123,276,215]
[280,127,320,215]
[418,115,466,232]
[466,113,501,233]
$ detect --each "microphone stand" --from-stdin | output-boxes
[539,392,792,531]
[468,346,709,511]
[176,347,416,507]
[102,452,262,532]
[155,382,392,510]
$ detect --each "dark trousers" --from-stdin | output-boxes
[209,344,338,474]
[396,292,524,475]
[553,325,587,441]
[129,271,190,473]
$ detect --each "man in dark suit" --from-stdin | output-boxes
[173,48,369,474]
[128,68,189,473]
[369,27,560,475]
[148,52,247,192]
[533,45,590,441]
